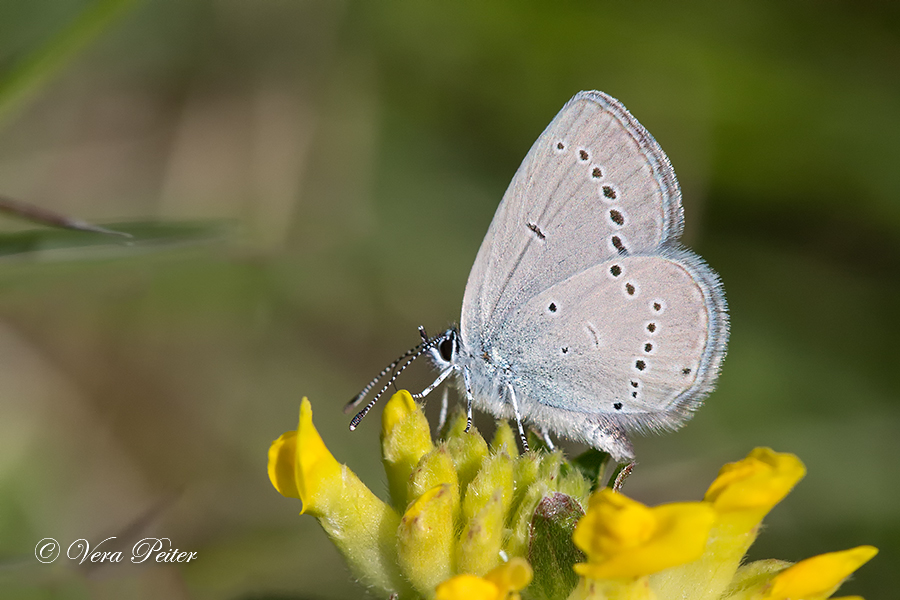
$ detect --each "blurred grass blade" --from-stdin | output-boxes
[0,0,139,126]
[0,195,132,237]
[0,220,230,258]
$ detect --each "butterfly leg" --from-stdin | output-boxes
[437,387,449,432]
[506,383,530,452]
[411,367,454,399]
[539,427,556,451]
[462,366,475,433]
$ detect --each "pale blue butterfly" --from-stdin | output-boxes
[348,91,728,463]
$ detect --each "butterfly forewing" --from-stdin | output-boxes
[462,91,684,346]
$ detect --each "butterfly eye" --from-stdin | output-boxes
[438,338,455,362]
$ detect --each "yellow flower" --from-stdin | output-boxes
[267,398,409,596]
[760,546,878,600]
[398,483,457,592]
[409,445,460,516]
[572,489,716,580]
[435,558,533,600]
[267,429,300,499]
[270,395,877,600]
[705,448,806,530]
[436,574,500,600]
[651,448,807,600]
[382,390,435,510]
[267,397,341,514]
[485,556,533,598]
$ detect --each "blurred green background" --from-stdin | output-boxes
[0,0,897,598]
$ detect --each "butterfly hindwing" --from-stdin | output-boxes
[494,249,728,433]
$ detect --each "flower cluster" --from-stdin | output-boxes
[268,391,876,600]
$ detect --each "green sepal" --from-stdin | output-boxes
[527,492,586,600]
[490,421,518,456]
[569,448,611,491]
[409,445,460,518]
[444,409,489,496]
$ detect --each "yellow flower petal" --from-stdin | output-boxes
[763,546,878,600]
[398,484,456,592]
[436,574,501,600]
[491,421,518,456]
[445,409,490,492]
[267,397,343,513]
[573,489,716,579]
[484,557,533,596]
[382,388,420,438]
[269,398,409,596]
[409,445,460,512]
[293,397,342,515]
[653,449,806,600]
[463,453,514,522]
[705,448,805,527]
[435,558,533,600]
[382,390,434,509]
[457,491,506,575]
[268,429,300,499]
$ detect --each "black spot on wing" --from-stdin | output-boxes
[526,222,546,240]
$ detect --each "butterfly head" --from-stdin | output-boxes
[425,327,460,371]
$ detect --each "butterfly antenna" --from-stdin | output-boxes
[344,337,426,414]
[348,332,445,430]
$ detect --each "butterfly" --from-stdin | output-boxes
[348,91,728,462]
